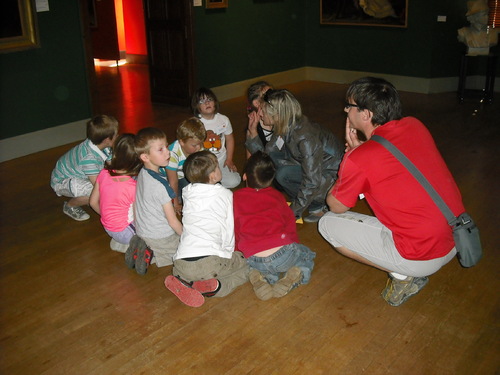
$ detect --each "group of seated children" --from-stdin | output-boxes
[50,88,316,308]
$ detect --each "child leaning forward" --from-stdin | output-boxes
[165,117,206,215]
[233,151,316,300]
[89,133,142,252]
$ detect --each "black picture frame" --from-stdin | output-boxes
[320,0,408,28]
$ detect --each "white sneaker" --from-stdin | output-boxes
[110,239,129,253]
[63,202,90,221]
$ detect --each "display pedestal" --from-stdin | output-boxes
[457,53,497,103]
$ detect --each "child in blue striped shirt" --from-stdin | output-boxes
[50,115,118,221]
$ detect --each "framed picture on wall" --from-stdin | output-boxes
[320,0,408,28]
[0,0,39,53]
[206,0,228,9]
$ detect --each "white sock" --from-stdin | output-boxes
[390,272,409,280]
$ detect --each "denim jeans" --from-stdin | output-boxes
[247,243,316,285]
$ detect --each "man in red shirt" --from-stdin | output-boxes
[319,77,465,307]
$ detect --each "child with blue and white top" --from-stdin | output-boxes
[165,117,206,215]
[50,115,118,221]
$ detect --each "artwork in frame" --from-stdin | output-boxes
[206,0,228,9]
[0,0,39,53]
[320,0,408,28]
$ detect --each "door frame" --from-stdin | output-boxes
[143,0,197,106]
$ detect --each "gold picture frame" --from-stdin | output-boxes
[206,0,228,9]
[320,0,408,28]
[0,0,40,53]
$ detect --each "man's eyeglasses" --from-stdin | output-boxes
[345,103,360,110]
[198,97,214,105]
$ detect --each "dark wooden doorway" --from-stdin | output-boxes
[89,0,121,61]
[143,0,196,106]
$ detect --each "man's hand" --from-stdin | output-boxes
[345,118,363,152]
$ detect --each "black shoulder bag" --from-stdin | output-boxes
[371,135,482,268]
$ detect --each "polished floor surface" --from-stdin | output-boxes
[0,64,499,374]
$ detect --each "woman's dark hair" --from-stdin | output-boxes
[247,81,272,112]
[346,77,402,125]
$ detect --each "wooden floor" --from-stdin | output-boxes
[1,64,499,374]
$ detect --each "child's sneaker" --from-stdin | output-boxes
[125,235,145,269]
[381,275,429,307]
[303,207,327,223]
[192,279,221,297]
[249,269,273,301]
[164,275,205,307]
[63,201,90,221]
[135,246,153,275]
[110,239,128,252]
[174,277,221,298]
[273,267,303,298]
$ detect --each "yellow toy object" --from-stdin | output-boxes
[287,202,303,224]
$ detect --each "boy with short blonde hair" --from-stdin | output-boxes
[50,115,118,221]
[165,117,206,214]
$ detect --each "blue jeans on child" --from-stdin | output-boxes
[247,243,316,285]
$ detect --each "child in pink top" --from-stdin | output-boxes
[90,134,142,252]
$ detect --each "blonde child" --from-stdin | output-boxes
[191,87,241,189]
[165,117,206,214]
[129,127,182,275]
[50,115,118,221]
[165,150,249,307]
[89,134,142,252]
